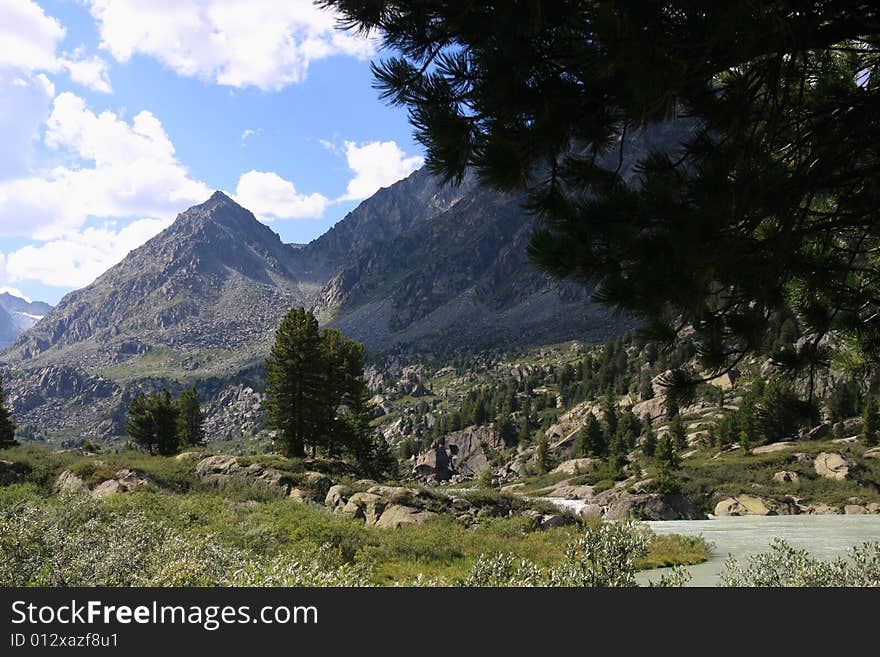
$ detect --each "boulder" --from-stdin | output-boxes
[577,504,603,519]
[194,455,291,496]
[714,495,796,516]
[867,502,880,514]
[294,472,333,502]
[537,514,569,530]
[412,426,507,483]
[551,458,598,476]
[863,447,880,459]
[772,471,800,484]
[325,484,351,511]
[91,479,122,499]
[374,504,436,529]
[341,492,387,525]
[799,503,841,514]
[595,490,706,520]
[752,441,796,455]
[54,470,87,494]
[844,504,867,515]
[814,452,857,480]
[174,451,205,463]
[805,424,831,441]
[114,469,154,492]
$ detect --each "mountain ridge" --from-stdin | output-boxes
[1,167,630,443]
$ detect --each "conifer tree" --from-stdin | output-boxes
[0,376,18,449]
[126,389,179,455]
[176,386,205,447]
[265,308,324,457]
[324,0,880,393]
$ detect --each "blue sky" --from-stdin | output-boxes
[0,0,424,305]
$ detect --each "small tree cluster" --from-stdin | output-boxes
[126,386,204,455]
[265,307,391,476]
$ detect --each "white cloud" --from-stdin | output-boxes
[86,0,375,91]
[60,51,113,93]
[240,128,260,145]
[234,170,328,221]
[0,71,55,181]
[0,92,210,240]
[0,286,31,303]
[340,140,424,201]
[0,0,65,73]
[1,218,171,289]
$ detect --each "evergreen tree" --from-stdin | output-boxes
[266,307,380,465]
[577,412,606,458]
[861,396,879,447]
[175,386,204,447]
[325,0,880,394]
[265,308,324,457]
[126,389,179,455]
[669,415,688,452]
[0,376,17,449]
[535,434,551,474]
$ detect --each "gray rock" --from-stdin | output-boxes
[375,504,436,529]
[324,484,351,511]
[814,452,857,480]
[91,479,122,499]
[772,471,799,483]
[54,470,87,494]
[341,492,387,525]
[551,458,598,476]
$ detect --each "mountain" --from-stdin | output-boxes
[0,169,631,444]
[0,292,52,349]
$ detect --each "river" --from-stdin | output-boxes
[641,515,880,586]
[537,497,880,586]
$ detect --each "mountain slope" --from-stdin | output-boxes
[0,169,631,444]
[0,292,52,349]
[5,192,317,374]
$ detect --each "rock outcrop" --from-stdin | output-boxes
[413,425,508,483]
[195,455,291,496]
[814,452,857,480]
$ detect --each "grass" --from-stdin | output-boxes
[0,447,712,586]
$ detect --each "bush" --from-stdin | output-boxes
[721,539,880,587]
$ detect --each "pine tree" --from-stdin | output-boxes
[126,389,179,455]
[0,376,18,449]
[535,434,551,474]
[324,0,880,395]
[176,386,205,447]
[265,307,324,457]
[669,415,688,452]
[578,412,606,457]
[861,396,879,447]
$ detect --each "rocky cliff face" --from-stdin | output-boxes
[1,169,631,444]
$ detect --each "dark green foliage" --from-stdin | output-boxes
[574,412,605,458]
[862,397,879,447]
[176,386,205,447]
[325,0,880,400]
[0,376,17,449]
[669,415,688,452]
[126,390,179,456]
[828,380,862,423]
[265,307,384,471]
[265,308,324,458]
[535,434,551,474]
